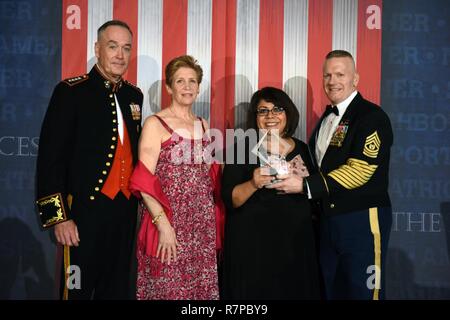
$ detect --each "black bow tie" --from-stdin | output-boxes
[325,105,339,117]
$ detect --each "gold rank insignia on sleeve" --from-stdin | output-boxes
[36,193,67,228]
[363,131,381,158]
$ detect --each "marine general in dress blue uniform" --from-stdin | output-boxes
[35,20,143,299]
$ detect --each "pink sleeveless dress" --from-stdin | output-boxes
[136,115,219,300]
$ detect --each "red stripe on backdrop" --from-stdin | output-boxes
[62,0,88,79]
[60,0,88,299]
[225,0,237,131]
[357,0,382,105]
[113,0,138,85]
[210,0,236,133]
[306,0,333,139]
[161,0,188,109]
[210,0,227,132]
[258,0,284,89]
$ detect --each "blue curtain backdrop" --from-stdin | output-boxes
[0,0,61,299]
[382,0,450,298]
[0,0,449,299]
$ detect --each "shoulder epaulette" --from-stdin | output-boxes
[63,74,89,86]
[124,80,142,93]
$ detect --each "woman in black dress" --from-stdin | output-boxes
[221,87,320,300]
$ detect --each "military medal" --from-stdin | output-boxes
[329,120,349,147]
[130,103,141,121]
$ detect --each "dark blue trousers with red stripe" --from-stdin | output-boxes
[319,207,392,300]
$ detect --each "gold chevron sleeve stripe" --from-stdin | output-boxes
[330,170,361,188]
[348,157,376,167]
[339,166,369,181]
[363,131,381,158]
[365,149,379,157]
[368,131,380,144]
[369,207,382,300]
[328,158,378,189]
[339,167,371,185]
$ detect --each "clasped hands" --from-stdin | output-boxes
[252,156,309,194]
[264,170,304,194]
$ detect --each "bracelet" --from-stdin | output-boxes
[151,212,164,224]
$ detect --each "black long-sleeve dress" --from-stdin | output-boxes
[221,137,320,300]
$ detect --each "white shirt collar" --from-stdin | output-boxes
[335,90,358,116]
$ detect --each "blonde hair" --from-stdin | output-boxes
[165,55,203,86]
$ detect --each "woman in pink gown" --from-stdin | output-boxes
[129,55,224,300]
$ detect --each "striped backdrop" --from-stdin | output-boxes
[61,0,382,140]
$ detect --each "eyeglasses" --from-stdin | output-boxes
[256,106,285,117]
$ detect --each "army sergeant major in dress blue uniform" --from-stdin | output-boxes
[36,20,143,299]
[267,50,393,300]
[307,50,393,300]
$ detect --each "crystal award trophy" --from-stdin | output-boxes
[253,130,289,183]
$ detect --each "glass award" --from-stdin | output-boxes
[253,130,289,183]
